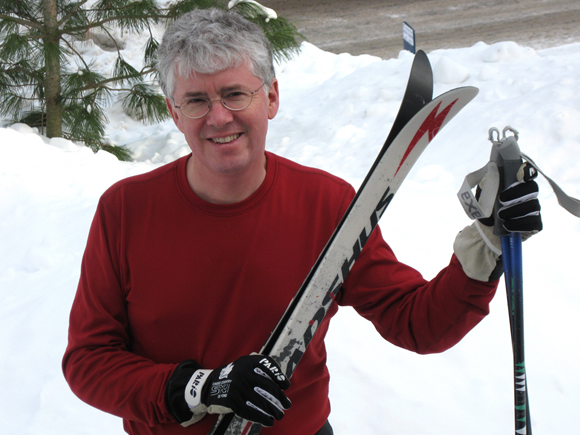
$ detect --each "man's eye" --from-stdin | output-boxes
[224,91,248,101]
[186,98,208,106]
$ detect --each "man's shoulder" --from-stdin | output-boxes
[270,152,352,191]
[102,156,185,201]
[268,152,355,222]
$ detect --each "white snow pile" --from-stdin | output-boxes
[1,38,579,434]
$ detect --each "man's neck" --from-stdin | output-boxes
[186,154,267,204]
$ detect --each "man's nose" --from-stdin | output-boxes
[205,99,234,127]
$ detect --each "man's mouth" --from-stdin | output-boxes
[211,133,241,144]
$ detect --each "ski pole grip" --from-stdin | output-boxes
[489,128,522,236]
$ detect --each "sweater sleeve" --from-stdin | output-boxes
[62,197,179,426]
[337,226,499,354]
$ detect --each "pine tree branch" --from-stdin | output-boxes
[64,0,216,33]
[61,35,91,70]
[66,72,153,93]
[1,63,41,81]
[1,91,39,101]
[57,0,90,29]
[0,13,43,30]
[63,35,157,93]
[76,69,156,92]
[64,0,166,34]
[63,15,147,34]
[99,22,131,56]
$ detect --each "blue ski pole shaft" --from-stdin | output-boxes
[501,233,531,435]
[490,127,531,434]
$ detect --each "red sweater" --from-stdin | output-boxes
[63,152,497,435]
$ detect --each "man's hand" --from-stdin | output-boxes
[185,354,291,427]
[454,162,543,282]
[496,162,542,234]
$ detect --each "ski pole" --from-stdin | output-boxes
[460,126,580,435]
[488,127,532,435]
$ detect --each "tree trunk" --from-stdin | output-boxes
[43,0,62,138]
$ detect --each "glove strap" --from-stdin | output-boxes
[184,369,212,411]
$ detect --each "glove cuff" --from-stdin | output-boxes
[454,221,503,282]
[165,360,209,427]
[184,369,212,411]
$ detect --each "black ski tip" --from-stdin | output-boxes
[406,50,433,107]
[384,49,434,147]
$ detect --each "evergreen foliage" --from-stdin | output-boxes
[0,0,303,160]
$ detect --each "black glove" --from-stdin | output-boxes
[497,175,542,234]
[177,354,291,427]
[201,355,291,426]
[478,162,543,235]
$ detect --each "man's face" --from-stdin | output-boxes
[167,63,279,179]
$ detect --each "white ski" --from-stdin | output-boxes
[210,53,478,435]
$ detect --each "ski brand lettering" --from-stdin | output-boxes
[285,187,394,377]
[394,99,459,176]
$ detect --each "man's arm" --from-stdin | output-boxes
[62,198,178,426]
[337,227,498,355]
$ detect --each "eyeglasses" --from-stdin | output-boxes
[173,83,265,119]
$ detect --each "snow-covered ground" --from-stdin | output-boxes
[1,35,579,434]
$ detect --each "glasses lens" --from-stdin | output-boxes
[222,90,252,111]
[181,99,209,118]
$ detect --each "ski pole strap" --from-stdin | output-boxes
[458,161,499,220]
[520,152,580,217]
[458,126,580,221]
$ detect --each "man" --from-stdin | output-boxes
[62,8,542,435]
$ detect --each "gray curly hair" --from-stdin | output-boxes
[157,8,275,98]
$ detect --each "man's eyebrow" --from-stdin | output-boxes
[181,90,207,99]
[181,85,249,98]
[220,85,248,93]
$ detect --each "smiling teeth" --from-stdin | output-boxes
[212,134,240,144]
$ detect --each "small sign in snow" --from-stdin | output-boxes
[403,21,416,54]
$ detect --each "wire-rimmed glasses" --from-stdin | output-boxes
[173,83,265,119]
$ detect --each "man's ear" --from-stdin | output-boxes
[166,98,184,132]
[267,78,280,120]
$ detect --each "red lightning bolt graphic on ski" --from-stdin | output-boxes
[394,98,459,176]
